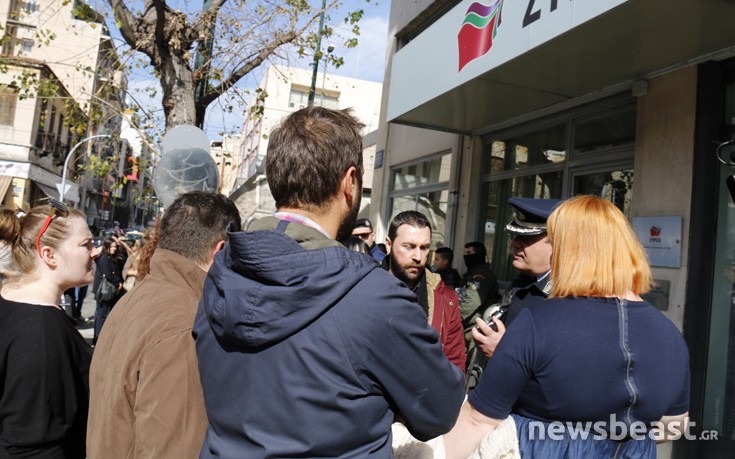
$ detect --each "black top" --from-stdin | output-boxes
[460,263,500,326]
[0,295,92,458]
[469,297,690,430]
[437,268,461,289]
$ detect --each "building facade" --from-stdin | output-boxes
[230,64,382,222]
[0,0,125,219]
[210,134,243,197]
[374,1,735,456]
[0,58,85,208]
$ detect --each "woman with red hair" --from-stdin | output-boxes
[445,195,690,458]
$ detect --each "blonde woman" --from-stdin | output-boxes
[0,200,96,458]
[445,195,690,458]
[121,238,146,291]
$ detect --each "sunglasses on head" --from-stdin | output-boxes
[36,199,69,257]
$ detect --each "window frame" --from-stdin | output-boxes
[477,94,637,282]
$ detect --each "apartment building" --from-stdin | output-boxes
[230,64,382,222]
[0,0,124,217]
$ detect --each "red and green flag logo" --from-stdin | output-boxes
[458,0,505,72]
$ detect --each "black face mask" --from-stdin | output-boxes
[464,253,485,269]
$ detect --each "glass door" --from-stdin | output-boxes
[702,164,735,443]
[570,165,634,218]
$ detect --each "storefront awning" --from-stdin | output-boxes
[36,182,80,203]
[0,175,12,202]
[388,0,735,133]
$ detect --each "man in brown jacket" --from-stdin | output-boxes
[87,192,241,458]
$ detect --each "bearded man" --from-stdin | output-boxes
[383,211,466,372]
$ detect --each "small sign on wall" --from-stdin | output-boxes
[632,216,682,268]
[374,150,384,169]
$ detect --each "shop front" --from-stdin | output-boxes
[375,0,735,456]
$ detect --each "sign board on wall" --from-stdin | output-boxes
[640,279,670,311]
[632,216,682,268]
[388,0,629,120]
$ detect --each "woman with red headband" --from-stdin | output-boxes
[0,200,96,458]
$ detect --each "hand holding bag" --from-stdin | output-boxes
[99,275,117,301]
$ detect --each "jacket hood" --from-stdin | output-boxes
[200,218,380,349]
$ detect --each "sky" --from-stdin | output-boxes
[98,0,391,141]
[203,0,391,138]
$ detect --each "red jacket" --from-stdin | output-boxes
[426,270,466,373]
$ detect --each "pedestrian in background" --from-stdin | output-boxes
[351,217,387,262]
[0,201,95,458]
[92,238,123,344]
[343,234,371,255]
[432,246,461,289]
[87,192,241,459]
[121,238,146,292]
[63,285,89,323]
[458,241,500,329]
[194,106,464,458]
[444,195,690,458]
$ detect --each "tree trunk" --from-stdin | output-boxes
[161,54,197,130]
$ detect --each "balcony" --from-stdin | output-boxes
[34,131,56,157]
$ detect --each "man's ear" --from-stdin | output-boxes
[201,240,226,272]
[340,166,359,205]
[210,240,226,261]
[384,237,392,254]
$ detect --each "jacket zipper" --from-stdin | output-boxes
[618,297,638,424]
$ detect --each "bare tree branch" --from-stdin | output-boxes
[198,0,340,109]
[106,0,151,58]
[198,30,297,108]
[192,0,228,37]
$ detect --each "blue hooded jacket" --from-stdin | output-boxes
[193,217,465,458]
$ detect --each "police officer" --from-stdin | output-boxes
[351,218,386,263]
[472,197,562,358]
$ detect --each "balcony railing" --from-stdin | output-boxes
[34,131,56,157]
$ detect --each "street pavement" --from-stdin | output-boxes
[75,293,97,343]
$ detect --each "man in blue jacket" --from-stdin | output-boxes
[193,106,465,458]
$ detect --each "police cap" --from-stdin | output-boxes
[505,197,562,236]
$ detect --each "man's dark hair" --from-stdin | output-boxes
[464,241,487,258]
[435,247,454,265]
[343,235,371,255]
[157,192,241,265]
[387,211,432,241]
[266,106,365,210]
